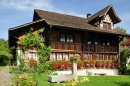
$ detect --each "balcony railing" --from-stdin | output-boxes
[51,42,118,53]
[83,44,118,53]
[95,45,118,53]
[51,42,82,52]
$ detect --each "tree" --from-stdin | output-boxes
[0,38,11,66]
[115,26,130,75]
[115,26,126,33]
[115,26,127,52]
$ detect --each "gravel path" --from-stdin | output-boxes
[0,66,13,86]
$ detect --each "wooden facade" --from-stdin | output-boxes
[9,4,130,63]
[49,27,119,61]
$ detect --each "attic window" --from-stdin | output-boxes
[103,22,111,30]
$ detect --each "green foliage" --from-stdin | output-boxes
[0,38,12,66]
[18,57,27,72]
[36,61,52,74]
[9,66,18,73]
[11,73,37,86]
[64,76,78,86]
[115,26,127,52]
[37,45,51,62]
[17,28,51,74]
[119,49,130,75]
[64,76,89,86]
[18,28,44,52]
[115,26,126,33]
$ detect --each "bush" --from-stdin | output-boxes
[64,76,89,86]
[0,55,11,66]
[119,49,130,75]
[11,73,38,86]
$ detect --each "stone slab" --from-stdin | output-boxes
[48,75,73,83]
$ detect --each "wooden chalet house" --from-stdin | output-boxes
[9,4,130,64]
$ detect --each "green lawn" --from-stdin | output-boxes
[32,74,130,86]
[80,76,130,86]
[13,74,130,86]
[0,66,5,71]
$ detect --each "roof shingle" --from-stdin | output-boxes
[34,7,129,36]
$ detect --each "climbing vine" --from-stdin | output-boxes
[18,28,43,52]
[17,28,51,73]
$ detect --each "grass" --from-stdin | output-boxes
[0,66,5,71]
[12,73,130,86]
[13,73,62,86]
[31,74,62,86]
[80,76,130,86]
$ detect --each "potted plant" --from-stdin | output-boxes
[84,60,90,68]
[107,60,112,68]
[103,60,108,68]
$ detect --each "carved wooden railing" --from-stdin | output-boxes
[83,44,118,60]
[83,44,118,53]
[51,42,82,52]
[95,45,118,53]
[83,44,94,52]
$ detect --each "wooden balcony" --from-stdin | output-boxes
[95,45,118,53]
[83,44,118,53]
[51,42,82,53]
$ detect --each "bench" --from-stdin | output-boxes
[95,73,106,76]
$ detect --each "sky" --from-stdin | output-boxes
[0,0,130,40]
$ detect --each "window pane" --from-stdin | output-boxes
[88,41,91,44]
[108,23,111,30]
[60,34,65,42]
[28,51,37,60]
[103,23,107,29]
[67,35,70,42]
[70,35,73,42]
[95,41,98,45]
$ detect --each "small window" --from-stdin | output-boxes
[28,51,38,60]
[95,41,98,45]
[88,41,91,44]
[60,33,73,42]
[95,39,98,45]
[103,42,106,45]
[107,40,110,46]
[103,22,111,30]
[60,34,65,42]
[41,35,44,41]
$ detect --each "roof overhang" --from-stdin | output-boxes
[47,23,130,37]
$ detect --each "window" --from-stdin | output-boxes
[107,40,110,46]
[41,34,44,41]
[95,39,98,45]
[60,33,73,42]
[28,51,38,60]
[103,22,111,30]
[67,35,73,42]
[60,34,65,42]
[87,41,91,44]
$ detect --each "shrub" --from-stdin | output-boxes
[0,55,11,66]
[12,73,38,86]
[64,76,89,86]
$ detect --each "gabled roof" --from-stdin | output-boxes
[32,7,129,37]
[10,4,130,37]
[87,4,121,24]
